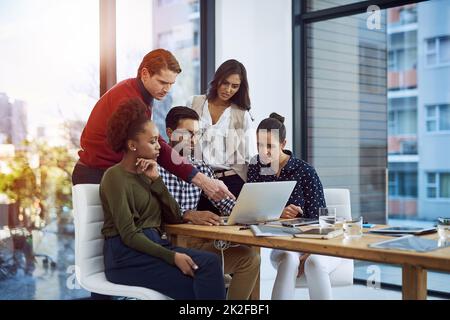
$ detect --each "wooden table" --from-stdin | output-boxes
[164,224,450,300]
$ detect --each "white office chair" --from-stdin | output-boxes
[269,188,354,291]
[72,184,171,300]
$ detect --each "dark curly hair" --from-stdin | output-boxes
[107,98,150,153]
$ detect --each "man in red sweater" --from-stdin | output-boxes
[72,49,233,201]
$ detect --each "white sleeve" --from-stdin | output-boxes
[186,95,194,108]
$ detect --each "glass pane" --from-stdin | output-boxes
[439,105,450,131]
[426,120,436,132]
[397,110,417,134]
[306,12,387,223]
[427,187,437,198]
[0,0,98,299]
[426,105,436,117]
[398,172,417,197]
[427,53,437,65]
[116,0,201,140]
[440,173,450,198]
[427,173,436,184]
[439,36,450,63]
[426,38,435,52]
[399,6,417,24]
[306,0,361,12]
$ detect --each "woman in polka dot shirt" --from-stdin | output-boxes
[248,113,344,300]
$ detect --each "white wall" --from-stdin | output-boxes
[215,0,293,148]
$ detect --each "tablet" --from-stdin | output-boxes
[294,227,343,239]
[369,235,449,252]
[369,226,436,235]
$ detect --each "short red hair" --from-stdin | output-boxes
[137,49,182,78]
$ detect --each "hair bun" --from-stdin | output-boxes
[269,112,285,124]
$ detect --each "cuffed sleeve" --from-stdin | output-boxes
[157,135,196,182]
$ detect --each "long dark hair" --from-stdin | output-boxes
[206,59,251,111]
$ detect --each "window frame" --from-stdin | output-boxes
[292,0,450,298]
[425,104,450,133]
[425,35,450,68]
[427,172,450,200]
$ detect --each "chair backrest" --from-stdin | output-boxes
[323,188,352,220]
[72,184,105,285]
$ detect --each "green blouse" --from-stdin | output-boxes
[100,164,183,265]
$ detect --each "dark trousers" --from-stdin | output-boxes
[72,162,106,185]
[197,174,245,214]
[104,229,226,300]
[72,162,109,300]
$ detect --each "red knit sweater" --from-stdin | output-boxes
[78,78,197,182]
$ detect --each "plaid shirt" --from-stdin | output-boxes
[159,156,235,216]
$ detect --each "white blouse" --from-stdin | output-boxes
[187,96,257,171]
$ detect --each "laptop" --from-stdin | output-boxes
[221,181,297,225]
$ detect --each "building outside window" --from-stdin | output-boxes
[302,0,450,296]
[426,104,450,132]
[427,172,450,199]
[425,36,450,67]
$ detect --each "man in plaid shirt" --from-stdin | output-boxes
[159,156,235,219]
[159,106,260,300]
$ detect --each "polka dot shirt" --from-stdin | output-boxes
[247,150,326,219]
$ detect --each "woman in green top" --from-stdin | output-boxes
[100,98,225,299]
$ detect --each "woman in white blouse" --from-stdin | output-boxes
[186,59,256,213]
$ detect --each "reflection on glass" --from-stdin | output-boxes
[0,0,98,299]
[306,12,388,223]
[306,0,361,12]
[116,0,201,140]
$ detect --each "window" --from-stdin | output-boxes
[426,104,450,132]
[116,0,201,140]
[295,0,450,297]
[0,0,99,299]
[388,31,417,71]
[388,109,417,135]
[427,173,450,199]
[399,6,417,24]
[389,168,418,198]
[426,36,450,66]
[0,0,206,300]
[304,11,388,224]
